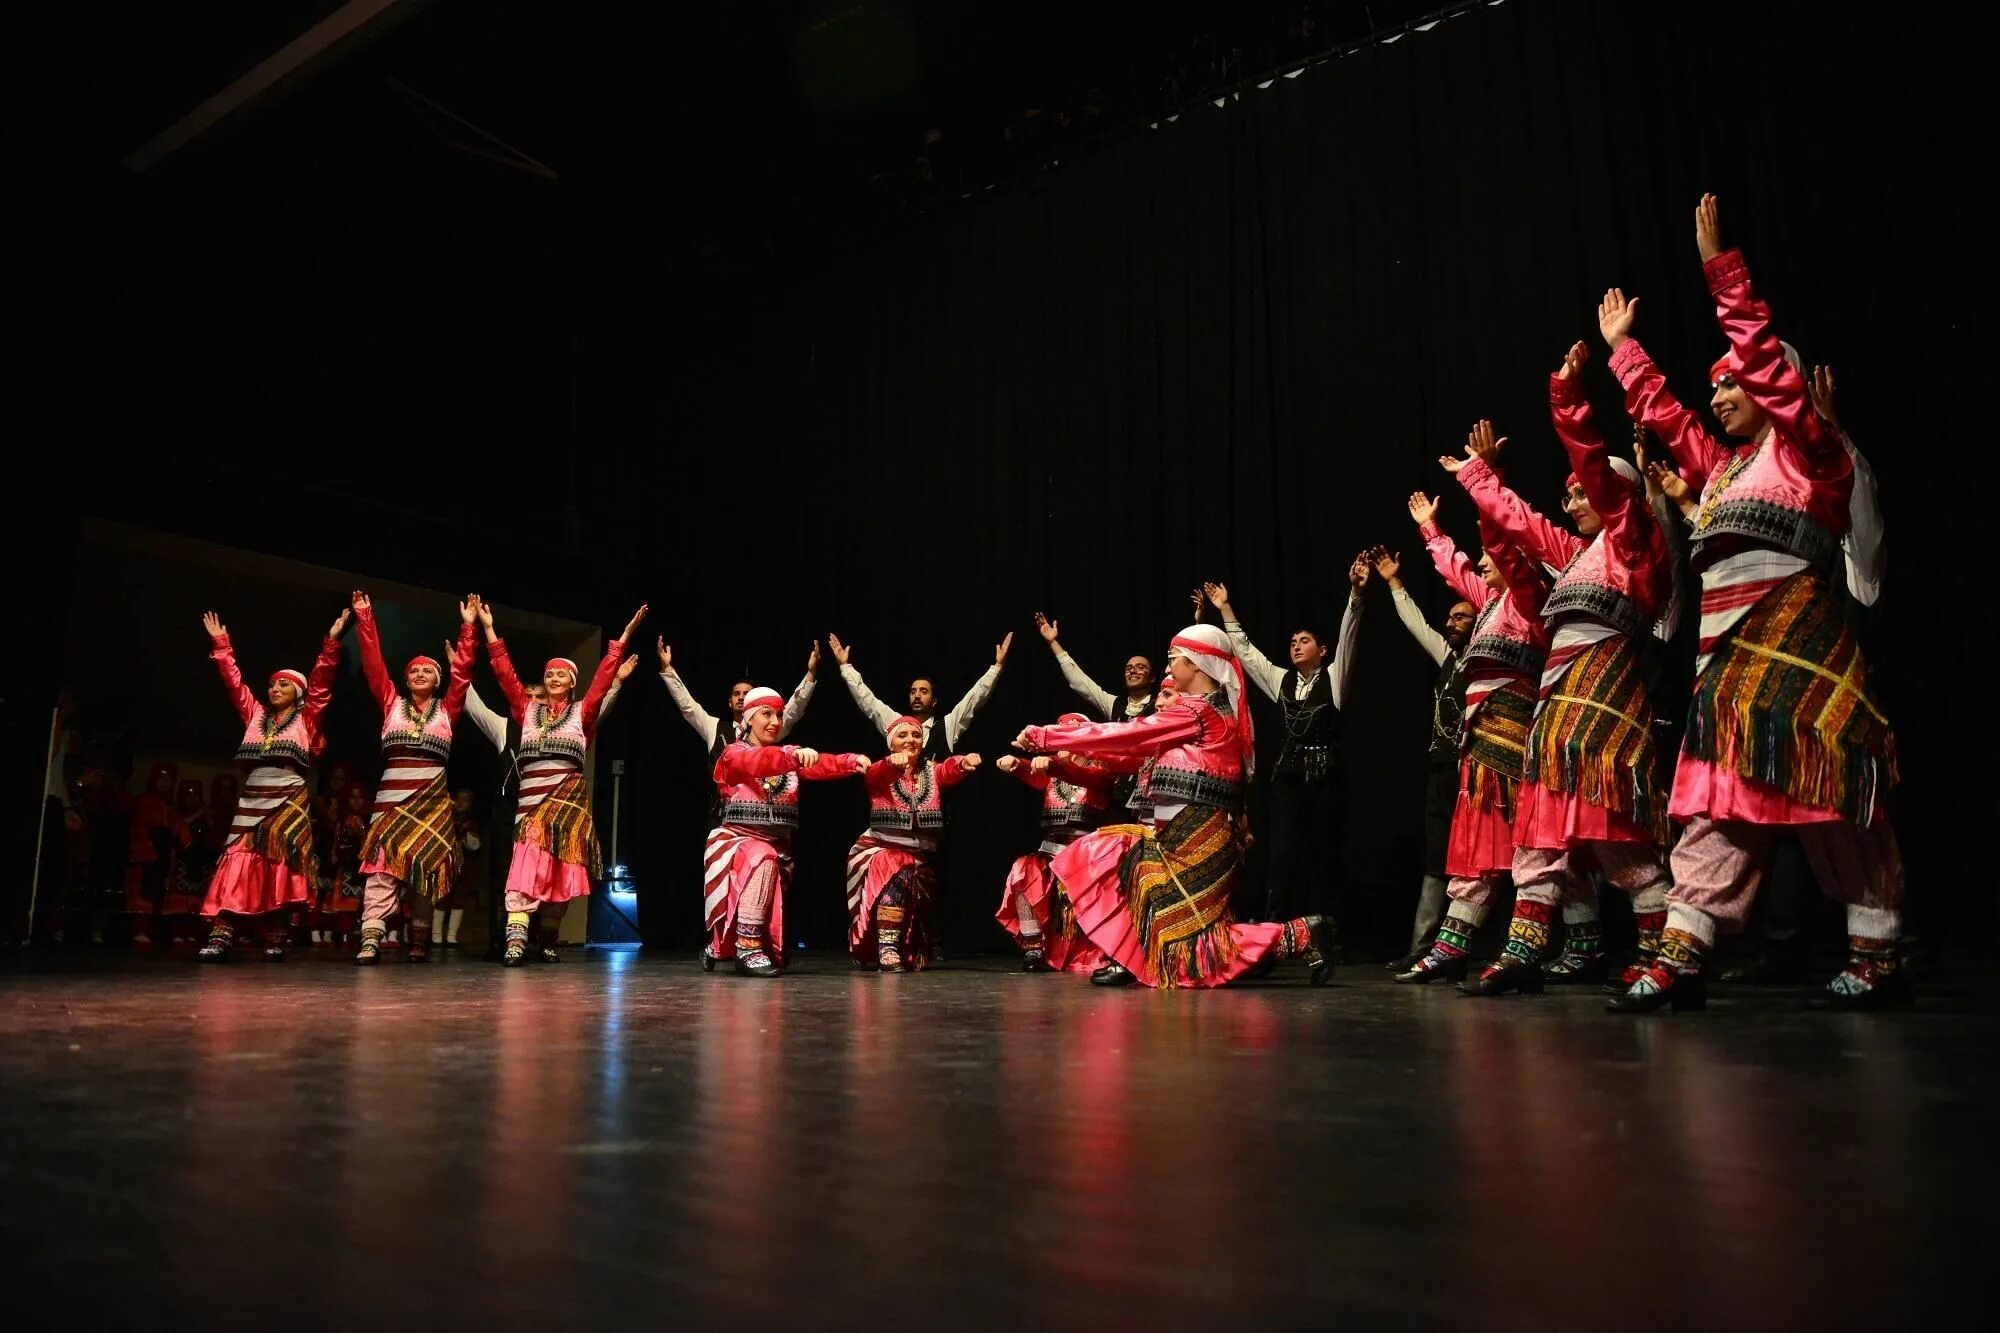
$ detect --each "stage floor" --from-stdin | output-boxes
[2,948,1991,1329]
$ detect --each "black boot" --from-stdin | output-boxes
[1457,958,1545,997]
[1394,948,1468,985]
[1606,965,1707,1013]
[1021,945,1051,973]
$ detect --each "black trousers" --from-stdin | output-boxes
[1422,758,1457,879]
[1262,776,1340,922]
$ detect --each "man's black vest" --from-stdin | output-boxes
[1273,668,1340,782]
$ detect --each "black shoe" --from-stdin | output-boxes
[537,947,561,965]
[1607,969,1706,1013]
[1541,952,1608,986]
[700,948,717,973]
[1394,951,1467,985]
[1809,968,1915,1012]
[1458,958,1544,996]
[1090,963,1136,987]
[1022,947,1051,973]
[1301,915,1337,987]
[735,950,781,978]
[262,947,286,963]
[1385,947,1428,973]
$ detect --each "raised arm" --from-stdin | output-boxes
[202,613,259,725]
[1808,366,1884,605]
[942,654,1006,749]
[1410,492,1489,609]
[830,634,900,734]
[1377,543,1451,668]
[1204,583,1285,700]
[351,593,397,715]
[461,685,508,752]
[779,644,819,740]
[656,640,722,748]
[1550,344,1647,550]
[1601,287,1731,490]
[1452,439,1585,571]
[442,603,478,721]
[579,639,631,737]
[1037,612,1117,719]
[1329,560,1367,710]
[301,615,345,739]
[479,602,528,720]
[1698,198,1845,478]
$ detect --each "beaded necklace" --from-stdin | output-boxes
[1694,442,1760,533]
[400,695,437,740]
[534,697,575,737]
[260,704,299,751]
[890,758,934,813]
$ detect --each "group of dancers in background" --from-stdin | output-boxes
[181,194,1903,1008]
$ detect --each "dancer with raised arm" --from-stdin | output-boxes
[1034,612,1157,723]
[845,720,982,971]
[1443,344,1680,997]
[480,600,646,966]
[994,731,1124,973]
[1380,491,1553,984]
[829,630,1012,757]
[705,689,868,976]
[1204,568,1366,929]
[347,591,477,965]
[1602,195,1903,1011]
[1014,625,1334,988]
[196,606,347,962]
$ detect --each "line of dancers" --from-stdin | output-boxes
[183,195,1901,1008]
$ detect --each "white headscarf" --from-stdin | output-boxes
[1165,623,1255,778]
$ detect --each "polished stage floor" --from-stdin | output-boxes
[2,948,1991,1330]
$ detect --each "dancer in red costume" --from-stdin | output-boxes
[1602,195,1903,1011]
[348,591,479,965]
[703,687,868,977]
[196,606,348,962]
[993,714,1124,974]
[479,600,646,966]
[122,764,185,946]
[844,718,983,972]
[1013,626,1334,988]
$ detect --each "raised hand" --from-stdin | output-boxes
[1467,419,1507,464]
[827,633,852,666]
[996,755,1021,774]
[1371,547,1402,582]
[619,604,649,644]
[615,655,639,683]
[1202,581,1232,617]
[1408,491,1439,526]
[1635,429,1692,508]
[1809,365,1841,433]
[806,640,822,675]
[329,608,353,638]
[350,590,371,614]
[1034,611,1060,644]
[1348,553,1371,590]
[794,747,821,769]
[1597,287,1640,349]
[995,631,1014,666]
[202,611,226,639]
[475,600,495,631]
[459,595,479,626]
[1695,192,1722,262]
[655,637,672,672]
[1190,587,1206,620]
[959,753,984,772]
[1557,340,1589,380]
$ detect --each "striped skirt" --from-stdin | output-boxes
[202,775,317,917]
[846,834,937,968]
[1448,679,1536,878]
[702,824,790,958]
[1680,569,1897,826]
[1522,633,1665,844]
[995,848,1104,974]
[359,772,462,901]
[506,770,600,905]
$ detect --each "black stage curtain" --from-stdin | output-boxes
[683,0,1984,958]
[46,0,1986,960]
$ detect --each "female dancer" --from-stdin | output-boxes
[1013,625,1333,988]
[704,687,868,976]
[1392,492,1552,985]
[994,719,1124,973]
[196,607,347,962]
[349,591,479,964]
[845,718,983,972]
[481,600,647,966]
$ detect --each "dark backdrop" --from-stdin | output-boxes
[21,0,1987,958]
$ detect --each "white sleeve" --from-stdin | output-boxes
[1222,621,1286,701]
[660,670,721,750]
[943,663,1003,748]
[839,663,898,734]
[1840,430,1885,608]
[1054,651,1117,719]
[778,674,816,741]
[462,687,508,752]
[1329,593,1365,711]
[1391,587,1450,668]
[598,678,625,723]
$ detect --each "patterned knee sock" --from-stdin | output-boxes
[1430,910,1478,960]
[1500,899,1556,967]
[1829,935,1899,996]
[1558,901,1602,959]
[735,920,768,958]
[503,911,531,956]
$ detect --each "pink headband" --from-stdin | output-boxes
[544,657,578,678]
[269,669,307,693]
[405,656,441,677]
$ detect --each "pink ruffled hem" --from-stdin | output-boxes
[1512,781,1651,850]
[849,843,929,964]
[1445,790,1516,879]
[996,853,1104,974]
[504,842,592,905]
[1668,755,1841,826]
[200,847,312,918]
